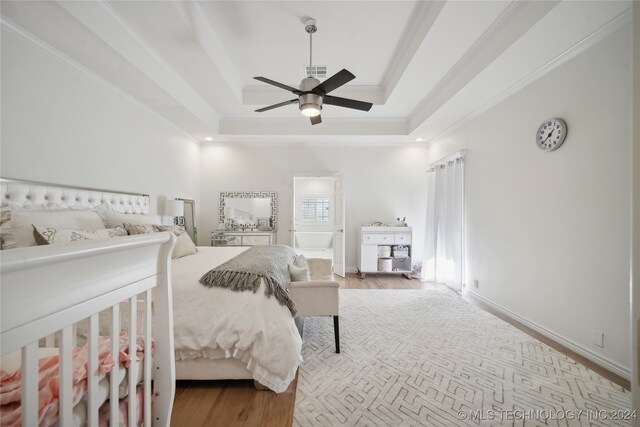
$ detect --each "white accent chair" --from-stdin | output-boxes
[289,258,340,353]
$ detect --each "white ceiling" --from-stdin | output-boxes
[0,1,632,144]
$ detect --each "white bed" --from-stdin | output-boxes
[171,246,302,392]
[0,178,302,394]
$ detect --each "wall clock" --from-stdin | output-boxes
[536,118,567,152]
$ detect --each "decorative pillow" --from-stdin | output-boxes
[153,224,186,235]
[0,206,13,249]
[294,254,309,270]
[154,225,197,259]
[289,264,311,282]
[105,210,162,228]
[123,223,157,235]
[4,208,105,249]
[32,225,128,245]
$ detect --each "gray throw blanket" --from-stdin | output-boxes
[199,245,298,316]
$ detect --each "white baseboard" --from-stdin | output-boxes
[463,290,630,380]
[345,266,358,274]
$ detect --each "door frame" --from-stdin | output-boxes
[290,172,345,272]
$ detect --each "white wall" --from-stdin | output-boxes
[0,28,201,215]
[428,25,632,373]
[200,144,429,270]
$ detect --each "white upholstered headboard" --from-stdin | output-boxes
[0,178,150,214]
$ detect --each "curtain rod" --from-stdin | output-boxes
[428,150,467,169]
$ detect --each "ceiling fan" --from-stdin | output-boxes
[253,18,373,125]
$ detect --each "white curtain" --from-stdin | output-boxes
[422,155,464,291]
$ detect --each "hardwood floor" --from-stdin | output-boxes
[171,377,297,427]
[171,273,629,426]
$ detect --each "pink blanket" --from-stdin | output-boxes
[0,332,149,427]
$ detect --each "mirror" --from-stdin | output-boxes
[219,191,277,231]
[177,198,197,244]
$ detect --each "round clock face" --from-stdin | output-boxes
[536,118,567,152]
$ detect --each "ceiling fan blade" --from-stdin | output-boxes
[311,69,355,95]
[255,98,298,113]
[310,115,322,125]
[323,95,372,112]
[254,77,302,95]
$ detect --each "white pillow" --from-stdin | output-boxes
[294,254,309,270]
[105,211,162,228]
[154,225,197,259]
[125,224,198,259]
[33,225,128,245]
[7,209,105,248]
[289,264,311,282]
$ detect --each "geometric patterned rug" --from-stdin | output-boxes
[294,289,631,426]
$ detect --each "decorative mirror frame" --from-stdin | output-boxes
[219,191,278,230]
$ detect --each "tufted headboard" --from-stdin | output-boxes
[0,178,150,214]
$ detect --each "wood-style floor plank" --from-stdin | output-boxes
[171,374,297,426]
[171,273,628,426]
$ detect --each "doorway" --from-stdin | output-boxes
[292,175,345,277]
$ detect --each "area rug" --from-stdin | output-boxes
[293,289,630,426]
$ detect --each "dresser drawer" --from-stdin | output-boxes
[242,235,271,246]
[362,233,394,245]
[395,234,412,245]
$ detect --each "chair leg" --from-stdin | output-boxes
[333,315,340,353]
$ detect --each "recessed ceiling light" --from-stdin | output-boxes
[415,138,423,142]
[204,137,213,141]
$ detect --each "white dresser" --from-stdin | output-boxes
[211,231,276,246]
[357,226,412,278]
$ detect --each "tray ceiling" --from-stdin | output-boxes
[0,1,632,144]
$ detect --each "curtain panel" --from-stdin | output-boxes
[422,156,464,291]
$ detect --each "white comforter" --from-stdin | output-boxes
[171,246,302,393]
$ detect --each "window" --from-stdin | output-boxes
[301,196,330,223]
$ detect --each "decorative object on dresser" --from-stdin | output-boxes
[357,225,412,279]
[219,191,277,231]
[211,230,276,246]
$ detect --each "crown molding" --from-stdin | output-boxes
[242,85,385,106]
[0,16,201,144]
[202,139,422,148]
[171,0,244,102]
[56,0,220,129]
[380,1,445,102]
[425,8,633,146]
[219,117,407,136]
[408,0,559,132]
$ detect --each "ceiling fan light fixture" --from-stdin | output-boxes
[300,103,322,117]
[299,92,323,117]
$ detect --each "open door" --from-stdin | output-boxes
[290,178,297,249]
[333,177,346,277]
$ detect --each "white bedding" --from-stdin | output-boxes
[171,246,302,393]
